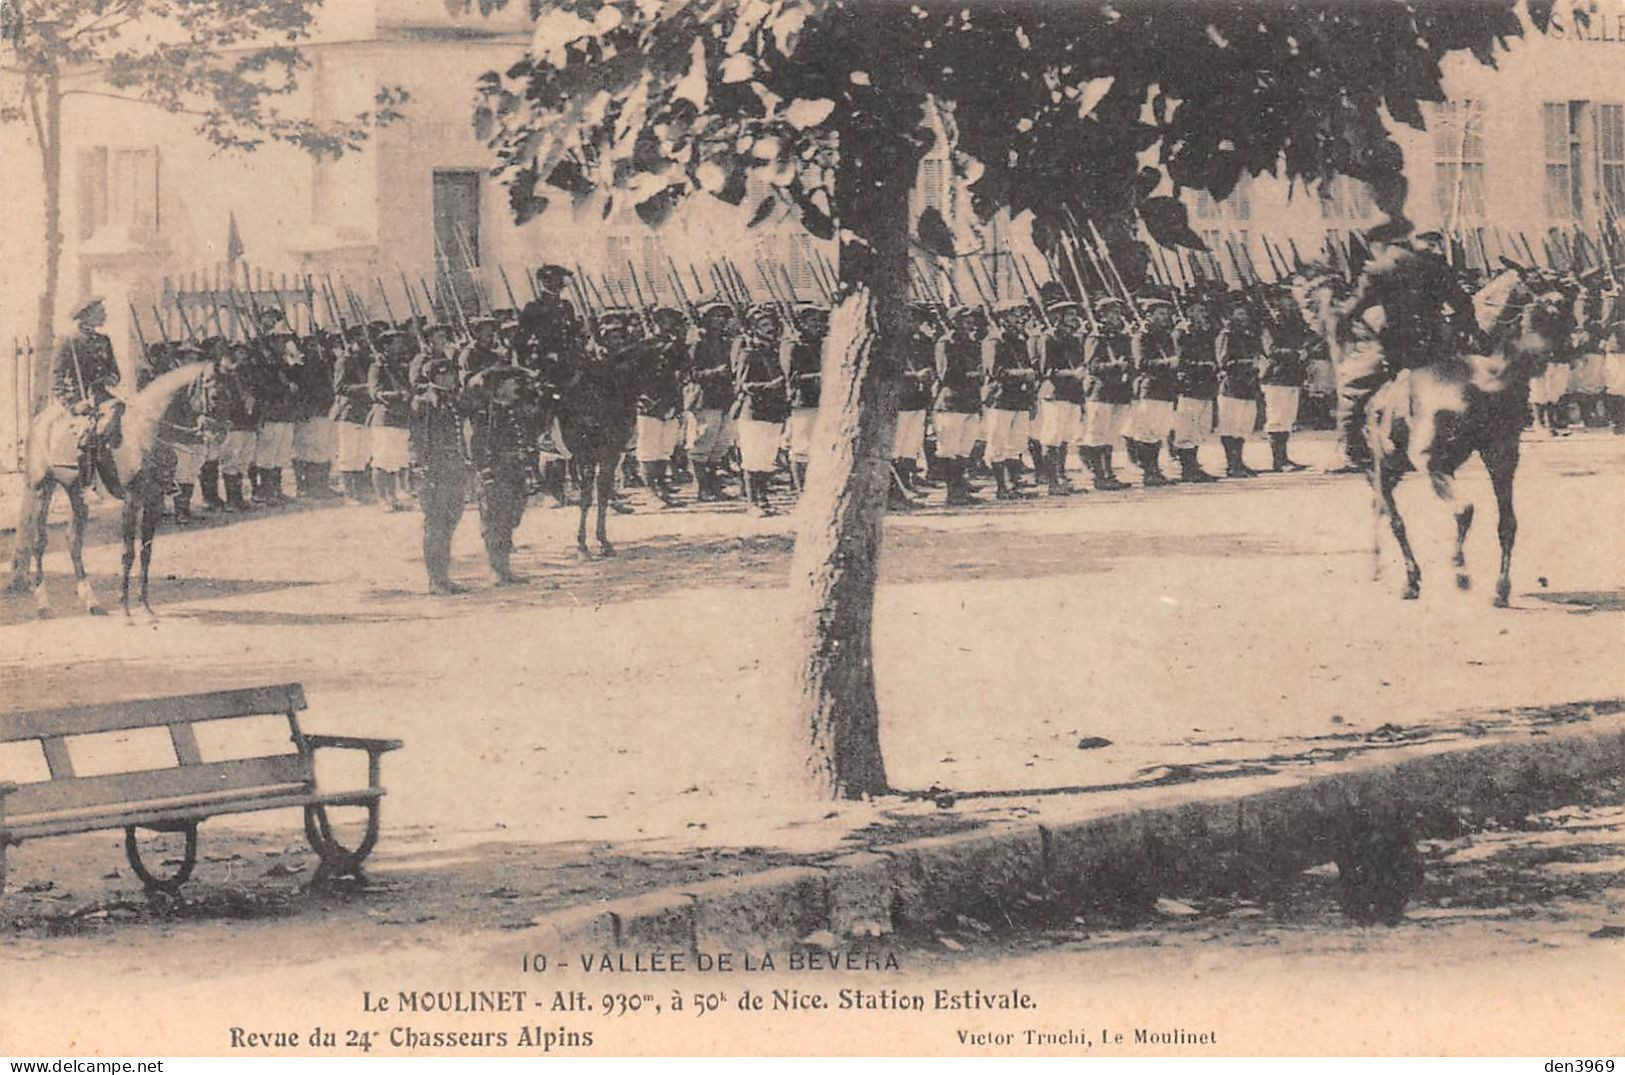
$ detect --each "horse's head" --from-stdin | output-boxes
[112,361,212,479]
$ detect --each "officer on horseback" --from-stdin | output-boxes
[50,297,125,465]
[1331,223,1486,472]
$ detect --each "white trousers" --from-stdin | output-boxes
[1037,400,1082,448]
[893,410,927,461]
[1261,386,1300,434]
[1215,396,1257,438]
[934,411,980,459]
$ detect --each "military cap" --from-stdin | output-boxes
[597,307,637,330]
[1364,217,1413,244]
[492,307,518,324]
[377,328,407,345]
[422,320,452,336]
[1093,295,1126,311]
[1413,230,1445,244]
[1045,299,1081,315]
[747,302,781,321]
[471,365,525,393]
[1139,296,1175,315]
[469,314,499,330]
[70,296,106,320]
[698,301,733,320]
[948,305,984,321]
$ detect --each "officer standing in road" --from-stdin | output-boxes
[410,355,472,595]
[466,365,534,585]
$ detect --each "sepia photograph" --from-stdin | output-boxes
[1,0,1622,1060]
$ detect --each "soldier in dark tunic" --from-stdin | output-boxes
[1080,297,1134,490]
[1172,297,1221,483]
[1215,298,1266,478]
[893,305,938,499]
[1036,301,1087,496]
[935,307,987,505]
[1261,287,1311,471]
[685,303,740,501]
[51,297,125,465]
[410,355,473,594]
[291,330,340,499]
[367,330,414,510]
[1129,297,1180,487]
[330,326,376,502]
[733,305,790,517]
[633,306,689,506]
[983,304,1038,499]
[785,304,828,492]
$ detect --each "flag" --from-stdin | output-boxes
[226,211,244,263]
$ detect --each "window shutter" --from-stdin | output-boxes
[78,147,106,240]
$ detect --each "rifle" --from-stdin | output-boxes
[129,303,155,373]
[1057,235,1101,334]
[375,276,400,327]
[667,256,701,323]
[452,229,491,313]
[626,261,659,333]
[498,264,522,315]
[567,271,603,351]
[1010,252,1053,331]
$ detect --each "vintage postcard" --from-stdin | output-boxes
[2,0,1622,1060]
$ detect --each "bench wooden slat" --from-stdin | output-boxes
[168,724,203,766]
[10,782,312,829]
[0,683,307,742]
[40,737,75,779]
[5,753,313,818]
[5,787,386,841]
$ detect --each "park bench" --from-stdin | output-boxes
[0,683,401,895]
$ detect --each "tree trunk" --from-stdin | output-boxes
[30,69,62,412]
[784,122,920,800]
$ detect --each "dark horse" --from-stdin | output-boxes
[553,347,638,560]
[7,363,215,619]
[1358,268,1567,607]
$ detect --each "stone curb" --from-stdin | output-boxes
[509,717,1625,954]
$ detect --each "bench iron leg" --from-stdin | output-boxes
[304,803,381,887]
[124,823,199,894]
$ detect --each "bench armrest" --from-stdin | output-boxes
[302,736,402,792]
[303,735,404,754]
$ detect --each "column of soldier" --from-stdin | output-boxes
[123,225,1625,591]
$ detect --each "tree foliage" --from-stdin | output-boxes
[476,0,1554,257]
[1,0,408,157]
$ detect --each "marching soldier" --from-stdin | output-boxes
[634,306,689,506]
[291,330,339,498]
[1080,296,1133,491]
[331,325,376,503]
[1215,297,1265,478]
[734,304,790,517]
[1129,296,1179,487]
[1171,296,1221,483]
[466,365,534,585]
[983,303,1038,499]
[685,302,739,501]
[935,306,988,505]
[514,264,584,371]
[785,303,828,492]
[250,323,300,504]
[410,355,473,594]
[1036,300,1087,496]
[213,341,258,511]
[893,304,938,500]
[1261,287,1310,471]
[367,328,414,510]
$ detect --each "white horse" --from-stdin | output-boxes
[7,362,214,619]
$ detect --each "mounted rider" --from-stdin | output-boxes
[1330,222,1487,472]
[49,297,125,469]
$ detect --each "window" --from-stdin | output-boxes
[1600,103,1625,220]
[1193,178,1250,222]
[1544,102,1578,219]
[78,146,160,239]
[786,233,820,299]
[432,170,482,312]
[603,234,635,300]
[1430,100,1487,228]
[1320,176,1374,222]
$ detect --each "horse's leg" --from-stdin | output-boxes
[1425,465,1475,591]
[120,497,138,618]
[7,478,43,595]
[1374,461,1421,600]
[596,452,615,556]
[1481,438,1520,608]
[139,491,162,618]
[576,458,594,559]
[65,484,105,615]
